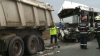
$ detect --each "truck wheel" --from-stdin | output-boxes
[23,35,39,55]
[37,37,45,51]
[8,36,24,56]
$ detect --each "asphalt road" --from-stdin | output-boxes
[49,39,100,56]
[28,39,100,56]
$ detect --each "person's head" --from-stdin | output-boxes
[81,14,87,21]
[50,24,55,28]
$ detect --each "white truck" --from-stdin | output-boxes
[58,1,100,42]
[0,0,54,56]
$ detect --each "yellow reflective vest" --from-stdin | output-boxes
[50,26,57,35]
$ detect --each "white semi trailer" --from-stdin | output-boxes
[0,0,54,56]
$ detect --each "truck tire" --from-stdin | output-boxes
[23,35,39,55]
[8,36,24,56]
[37,37,45,51]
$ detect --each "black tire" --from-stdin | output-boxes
[8,36,24,56]
[37,37,45,52]
[23,35,39,55]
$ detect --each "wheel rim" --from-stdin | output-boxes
[30,40,35,50]
[12,41,22,55]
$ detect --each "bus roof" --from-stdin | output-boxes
[58,1,100,13]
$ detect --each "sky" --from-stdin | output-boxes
[40,0,100,23]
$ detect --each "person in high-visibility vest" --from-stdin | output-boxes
[49,24,58,46]
[95,15,100,49]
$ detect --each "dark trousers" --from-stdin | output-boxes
[50,35,57,44]
[80,34,88,48]
[96,36,100,47]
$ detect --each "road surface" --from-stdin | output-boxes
[36,39,100,56]
[27,39,100,56]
